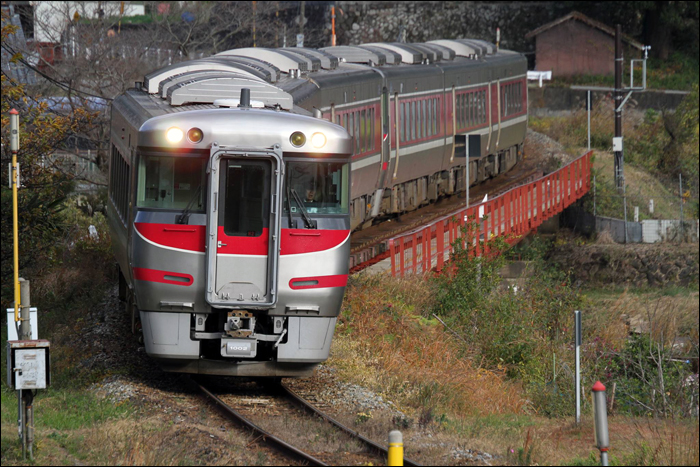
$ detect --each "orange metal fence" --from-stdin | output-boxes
[389,151,593,277]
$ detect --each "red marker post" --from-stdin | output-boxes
[592,381,610,466]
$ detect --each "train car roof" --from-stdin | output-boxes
[127,39,525,118]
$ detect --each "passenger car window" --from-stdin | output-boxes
[136,155,206,210]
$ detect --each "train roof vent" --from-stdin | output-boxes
[211,56,281,83]
[165,72,294,109]
[418,42,455,60]
[283,47,338,70]
[463,39,496,55]
[363,43,423,64]
[357,45,401,64]
[143,60,267,94]
[406,43,442,62]
[320,45,386,66]
[426,39,482,58]
[157,70,255,99]
[279,48,322,72]
[216,48,307,74]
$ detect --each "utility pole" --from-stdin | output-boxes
[614,24,624,191]
[275,1,279,48]
[299,0,305,47]
[10,109,21,330]
[331,4,336,46]
[252,1,257,47]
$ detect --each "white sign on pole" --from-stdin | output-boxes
[296,34,304,47]
[6,308,38,340]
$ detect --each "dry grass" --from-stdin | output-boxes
[596,230,617,244]
[332,273,526,419]
[586,289,699,346]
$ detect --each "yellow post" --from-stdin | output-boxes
[388,430,403,466]
[10,108,21,324]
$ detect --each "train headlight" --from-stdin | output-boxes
[166,127,184,144]
[187,128,203,143]
[290,131,306,147]
[311,132,326,149]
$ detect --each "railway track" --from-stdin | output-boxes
[350,164,542,272]
[196,379,421,466]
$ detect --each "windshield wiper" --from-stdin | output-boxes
[290,188,316,229]
[177,185,202,224]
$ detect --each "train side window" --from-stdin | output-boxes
[469,92,476,126]
[411,101,416,141]
[354,111,360,154]
[419,100,424,139]
[427,98,432,137]
[370,107,375,151]
[402,102,407,143]
[421,99,430,138]
[137,155,206,210]
[467,93,472,127]
[361,108,367,153]
[480,90,486,124]
[109,144,130,223]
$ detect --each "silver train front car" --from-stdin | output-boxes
[109,102,353,378]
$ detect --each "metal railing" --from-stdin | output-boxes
[389,151,593,277]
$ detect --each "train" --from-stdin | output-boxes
[107,39,528,377]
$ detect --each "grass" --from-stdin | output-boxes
[529,95,696,221]
[590,150,682,221]
[330,266,699,466]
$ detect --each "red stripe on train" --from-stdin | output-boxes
[289,274,348,290]
[135,223,349,255]
[133,267,193,286]
[135,223,206,252]
[280,229,349,255]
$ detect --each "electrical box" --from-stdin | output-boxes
[6,340,50,390]
[612,137,623,152]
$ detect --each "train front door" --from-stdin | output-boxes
[205,148,282,308]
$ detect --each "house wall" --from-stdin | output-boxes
[534,20,640,76]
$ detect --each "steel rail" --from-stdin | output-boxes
[281,382,422,466]
[196,382,328,466]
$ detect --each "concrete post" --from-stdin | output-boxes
[19,278,31,340]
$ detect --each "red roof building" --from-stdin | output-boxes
[525,11,644,77]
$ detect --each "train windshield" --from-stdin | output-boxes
[136,154,207,210]
[284,161,349,215]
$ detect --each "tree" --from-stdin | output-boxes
[1,10,100,306]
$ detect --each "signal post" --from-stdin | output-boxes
[6,109,51,461]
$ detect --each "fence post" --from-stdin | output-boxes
[592,381,610,466]
[575,310,582,425]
